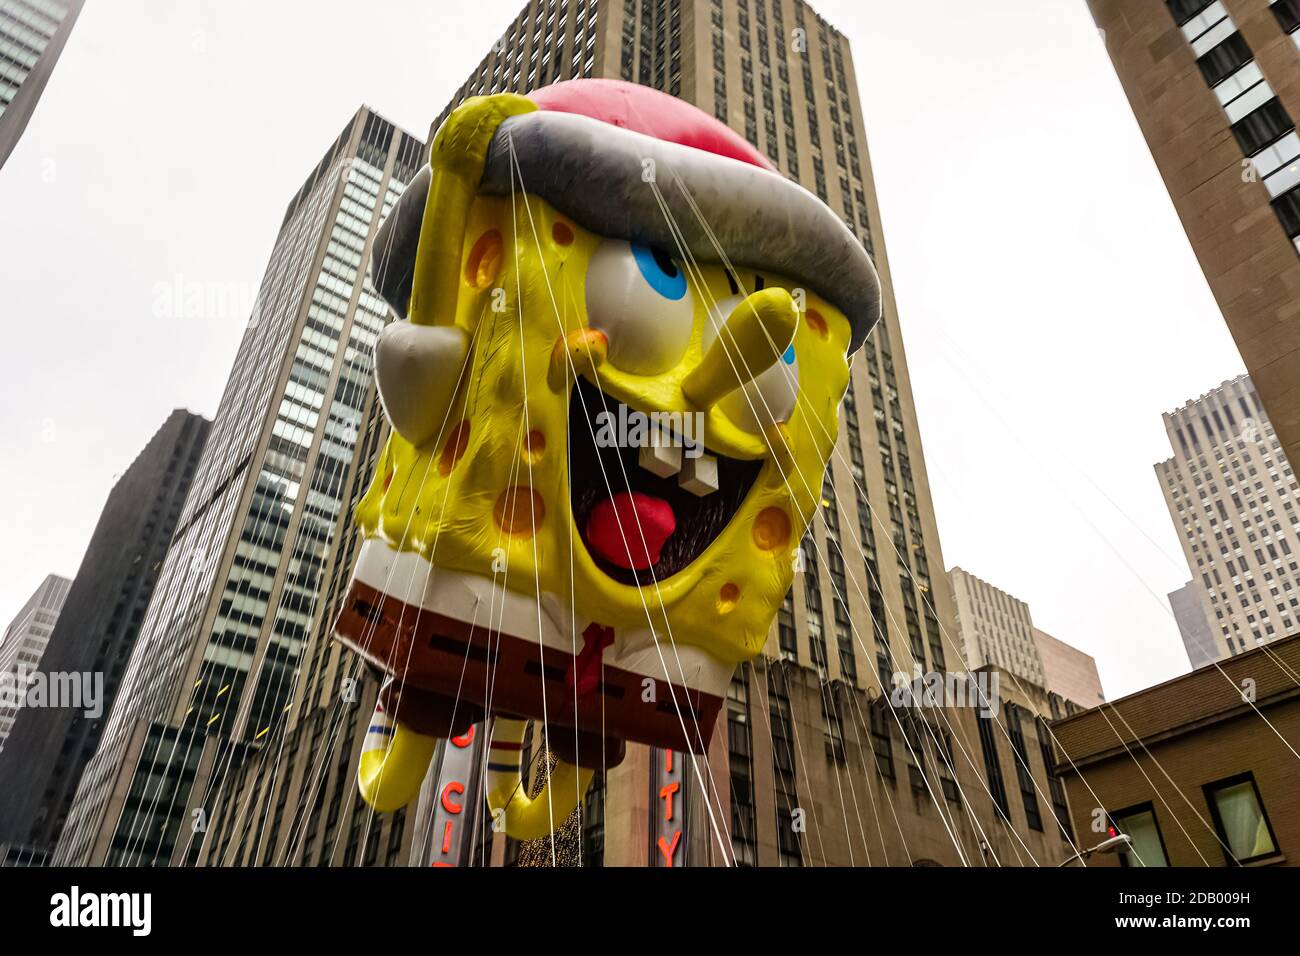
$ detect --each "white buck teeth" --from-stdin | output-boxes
[639,442,682,478]
[679,453,719,497]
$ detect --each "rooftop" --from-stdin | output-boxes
[1051,631,1300,770]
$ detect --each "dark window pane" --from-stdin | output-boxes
[1197,33,1254,87]
[1231,97,1295,155]
[1272,184,1300,238]
[1167,0,1216,26]
[1273,0,1300,34]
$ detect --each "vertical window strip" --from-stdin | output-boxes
[1170,1,1300,252]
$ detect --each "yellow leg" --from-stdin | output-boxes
[484,718,595,841]
[357,702,436,813]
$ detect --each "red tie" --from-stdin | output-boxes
[568,622,615,697]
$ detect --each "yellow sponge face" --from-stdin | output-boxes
[355,194,852,665]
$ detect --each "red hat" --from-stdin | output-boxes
[526,78,776,171]
[375,79,880,353]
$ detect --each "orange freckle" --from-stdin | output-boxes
[438,420,471,476]
[383,469,394,491]
[717,583,740,614]
[752,507,791,552]
[465,230,503,289]
[804,308,828,338]
[494,486,545,536]
[523,429,546,462]
[551,220,574,246]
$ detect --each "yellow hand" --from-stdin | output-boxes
[683,287,798,410]
[430,92,536,178]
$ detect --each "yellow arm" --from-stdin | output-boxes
[408,93,537,327]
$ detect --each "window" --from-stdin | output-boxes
[1167,0,1215,25]
[937,729,961,804]
[1272,0,1300,35]
[1205,773,1279,864]
[777,591,797,659]
[727,670,757,866]
[1005,703,1042,831]
[1181,1,1235,54]
[768,664,802,867]
[1232,98,1295,156]
[1272,183,1300,238]
[1113,803,1170,867]
[976,711,1009,820]
[821,683,846,765]
[1036,717,1073,843]
[1197,33,1254,87]
[869,697,893,782]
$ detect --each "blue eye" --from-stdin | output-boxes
[586,240,694,374]
[631,243,687,301]
[782,343,795,365]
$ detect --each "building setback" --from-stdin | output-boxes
[53,108,424,866]
[0,0,84,168]
[1033,627,1105,710]
[949,567,1048,690]
[1155,375,1300,664]
[1088,0,1300,479]
[0,409,209,860]
[948,568,1102,711]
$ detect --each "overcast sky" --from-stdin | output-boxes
[0,1,1247,697]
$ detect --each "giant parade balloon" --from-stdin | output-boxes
[331,78,881,839]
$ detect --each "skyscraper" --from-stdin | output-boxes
[1088,0,1300,477]
[53,108,424,866]
[1169,581,1219,668]
[0,573,70,748]
[0,409,209,859]
[0,0,84,168]
[1156,375,1300,665]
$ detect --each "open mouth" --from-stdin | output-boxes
[567,376,763,586]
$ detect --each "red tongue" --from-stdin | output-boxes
[585,492,676,570]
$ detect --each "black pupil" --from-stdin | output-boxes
[650,246,678,278]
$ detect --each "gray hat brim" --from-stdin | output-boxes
[373,111,881,354]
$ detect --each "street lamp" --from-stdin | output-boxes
[1057,832,1132,867]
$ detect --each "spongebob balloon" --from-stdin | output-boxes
[332,79,881,840]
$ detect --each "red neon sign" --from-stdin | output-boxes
[655,749,683,866]
[431,726,478,866]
